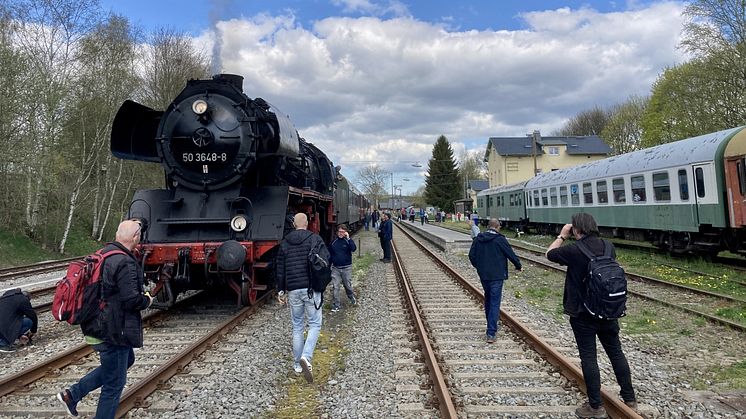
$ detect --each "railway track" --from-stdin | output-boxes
[505,242,746,332]
[391,224,640,418]
[0,292,270,417]
[0,258,78,282]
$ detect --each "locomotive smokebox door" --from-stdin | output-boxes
[217,240,247,271]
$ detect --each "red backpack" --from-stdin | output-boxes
[52,249,126,324]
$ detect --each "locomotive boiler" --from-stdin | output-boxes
[111,74,357,306]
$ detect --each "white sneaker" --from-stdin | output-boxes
[293,363,302,374]
[300,356,313,383]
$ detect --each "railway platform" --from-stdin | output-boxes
[396,220,472,253]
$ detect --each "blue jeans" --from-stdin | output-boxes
[331,266,355,309]
[0,317,33,346]
[570,313,635,408]
[69,343,135,419]
[288,289,322,365]
[481,279,504,336]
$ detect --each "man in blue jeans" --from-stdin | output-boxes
[546,213,637,418]
[57,220,153,418]
[0,289,38,352]
[275,213,330,384]
[468,218,522,343]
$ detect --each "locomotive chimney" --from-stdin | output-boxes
[213,73,244,91]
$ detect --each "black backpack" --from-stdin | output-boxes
[307,239,332,309]
[575,240,627,319]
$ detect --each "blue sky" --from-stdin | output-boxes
[99,0,687,194]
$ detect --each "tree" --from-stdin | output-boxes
[457,149,487,197]
[355,165,388,209]
[601,95,648,155]
[424,135,461,212]
[553,106,612,136]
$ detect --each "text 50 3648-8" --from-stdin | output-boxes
[182,153,228,163]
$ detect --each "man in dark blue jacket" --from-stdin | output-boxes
[378,213,393,262]
[0,289,38,352]
[329,224,357,312]
[275,213,330,383]
[58,219,152,418]
[468,218,522,343]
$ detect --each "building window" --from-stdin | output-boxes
[541,189,548,206]
[559,186,568,206]
[653,171,671,202]
[507,162,519,171]
[571,184,580,206]
[596,180,608,204]
[583,182,593,204]
[631,175,646,202]
[613,178,626,203]
[548,146,560,155]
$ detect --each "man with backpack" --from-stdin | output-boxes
[57,219,153,418]
[0,289,37,352]
[275,213,330,384]
[545,213,637,418]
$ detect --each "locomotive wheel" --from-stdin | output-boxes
[241,273,258,306]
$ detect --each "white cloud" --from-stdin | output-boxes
[201,2,687,193]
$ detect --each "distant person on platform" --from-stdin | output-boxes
[364,210,371,231]
[371,209,380,230]
[419,208,426,225]
[329,224,357,312]
[0,289,38,352]
[379,213,393,263]
[469,219,480,239]
[472,211,479,225]
[275,213,329,384]
[468,218,522,343]
[409,208,415,222]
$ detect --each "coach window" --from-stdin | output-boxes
[559,185,568,206]
[596,180,608,204]
[509,194,514,206]
[695,167,706,198]
[533,190,540,207]
[541,189,548,206]
[526,192,530,207]
[678,169,689,201]
[583,182,593,204]
[571,184,580,205]
[631,175,646,202]
[653,171,671,202]
[612,178,625,203]
[550,187,558,206]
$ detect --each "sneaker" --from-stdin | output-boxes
[625,401,638,409]
[485,335,496,344]
[575,402,607,418]
[382,259,391,263]
[0,345,15,353]
[57,389,79,417]
[293,363,302,374]
[300,356,313,383]
[330,307,340,313]
[349,296,357,305]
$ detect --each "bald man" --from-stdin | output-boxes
[275,212,330,383]
[58,219,153,419]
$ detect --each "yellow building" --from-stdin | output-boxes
[484,131,611,187]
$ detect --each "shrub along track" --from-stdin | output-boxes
[391,224,640,418]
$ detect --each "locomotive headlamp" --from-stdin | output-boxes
[192,99,208,115]
[231,215,248,232]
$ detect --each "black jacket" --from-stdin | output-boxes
[378,219,392,241]
[468,229,522,281]
[0,288,38,343]
[546,235,614,317]
[275,230,330,292]
[81,242,150,347]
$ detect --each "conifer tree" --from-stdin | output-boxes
[424,135,461,212]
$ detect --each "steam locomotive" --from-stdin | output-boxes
[111,74,367,307]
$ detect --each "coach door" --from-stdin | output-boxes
[725,157,746,227]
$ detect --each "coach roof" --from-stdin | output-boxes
[525,126,746,189]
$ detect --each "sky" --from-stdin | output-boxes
[100,0,688,195]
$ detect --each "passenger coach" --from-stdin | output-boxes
[479,126,746,256]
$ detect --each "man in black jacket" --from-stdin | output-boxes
[57,219,153,418]
[378,213,392,262]
[546,213,636,418]
[275,213,330,384]
[0,289,38,352]
[468,218,522,343]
